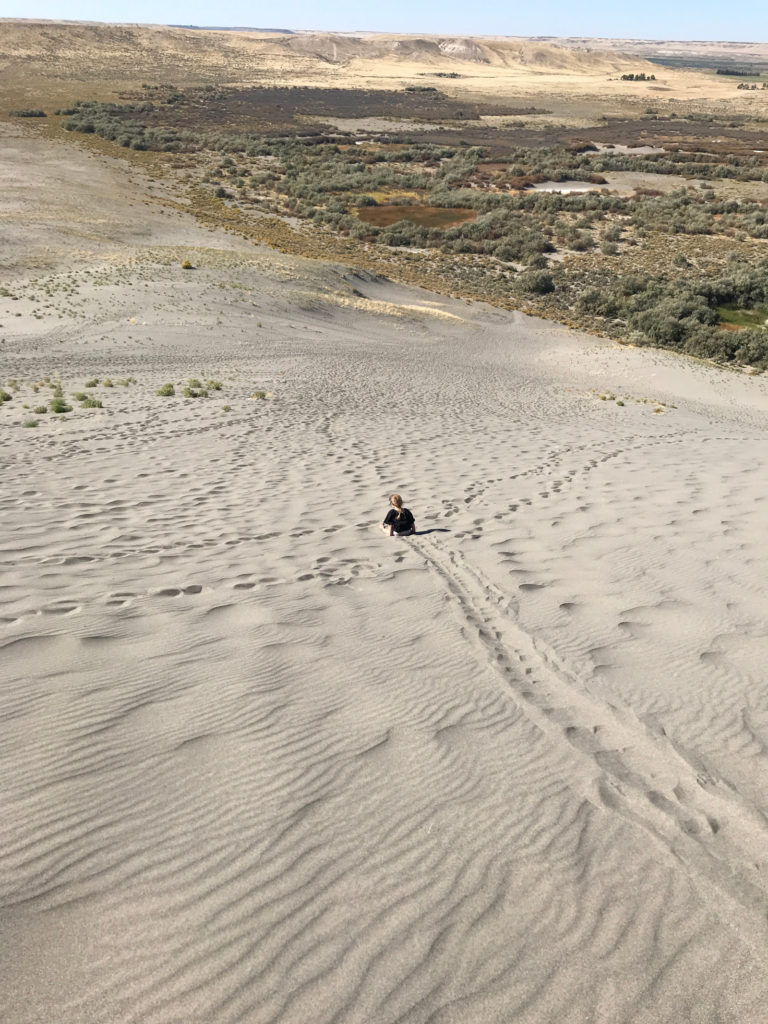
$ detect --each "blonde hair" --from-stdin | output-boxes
[389,493,403,519]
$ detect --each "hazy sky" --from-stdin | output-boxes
[3,0,766,43]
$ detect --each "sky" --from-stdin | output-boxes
[2,0,766,44]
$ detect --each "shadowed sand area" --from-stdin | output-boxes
[2,126,768,1024]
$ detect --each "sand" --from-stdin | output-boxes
[3,126,768,1024]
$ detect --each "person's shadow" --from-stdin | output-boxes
[414,528,449,535]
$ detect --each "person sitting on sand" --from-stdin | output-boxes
[381,494,416,537]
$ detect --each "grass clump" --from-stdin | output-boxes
[157,383,175,396]
[84,378,99,388]
[250,390,267,400]
[72,392,87,401]
[188,378,203,389]
[182,386,208,398]
[80,397,103,408]
[22,418,39,427]
[0,389,12,403]
[181,260,194,270]
[49,398,71,413]
[206,379,222,390]
[34,405,48,414]
[102,378,114,387]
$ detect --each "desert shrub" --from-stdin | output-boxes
[181,260,194,270]
[72,392,87,401]
[222,404,231,411]
[84,378,99,387]
[80,397,103,408]
[34,405,48,414]
[251,390,267,399]
[206,380,222,390]
[214,187,230,199]
[10,109,46,118]
[22,418,39,427]
[49,398,71,413]
[157,383,175,396]
[188,378,202,388]
[102,378,113,387]
[0,389,12,403]
[518,270,555,295]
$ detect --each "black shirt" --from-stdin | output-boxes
[384,507,415,533]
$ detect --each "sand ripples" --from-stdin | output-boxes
[3,251,768,1021]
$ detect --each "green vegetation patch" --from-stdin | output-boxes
[357,206,477,229]
[717,306,768,329]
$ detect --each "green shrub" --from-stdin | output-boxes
[22,418,39,427]
[34,405,48,414]
[49,398,71,413]
[102,378,113,387]
[222,404,231,411]
[206,379,222,390]
[251,390,267,399]
[0,389,12,403]
[181,260,194,270]
[80,397,103,408]
[10,109,46,118]
[72,392,87,401]
[188,378,202,389]
[518,270,555,295]
[84,378,99,387]
[157,383,175,396]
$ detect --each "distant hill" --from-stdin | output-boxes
[0,19,715,108]
[169,26,294,33]
[0,20,653,82]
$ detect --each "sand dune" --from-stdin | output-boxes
[2,126,768,1023]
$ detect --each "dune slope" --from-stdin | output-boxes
[2,127,768,1024]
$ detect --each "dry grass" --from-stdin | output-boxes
[357,206,477,229]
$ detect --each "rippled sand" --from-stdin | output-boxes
[2,128,768,1024]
